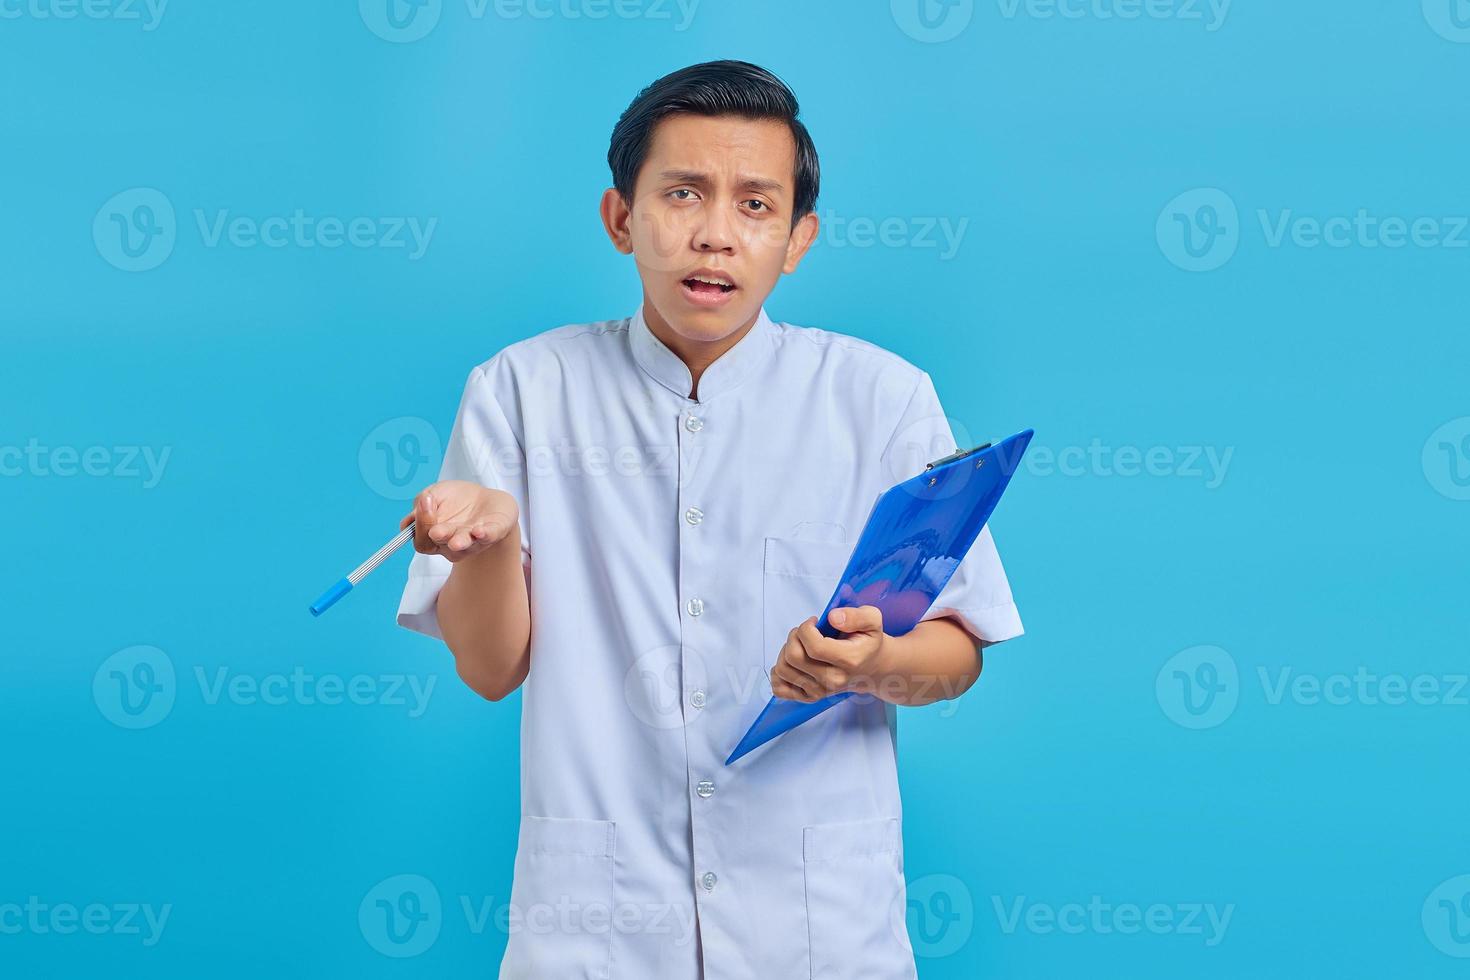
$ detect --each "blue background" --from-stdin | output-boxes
[4,0,1468,976]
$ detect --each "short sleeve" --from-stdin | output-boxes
[878,371,1023,647]
[396,356,531,641]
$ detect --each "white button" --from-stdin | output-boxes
[684,507,704,526]
[689,690,706,709]
[686,597,704,617]
[701,871,718,891]
[696,780,715,798]
[685,414,704,433]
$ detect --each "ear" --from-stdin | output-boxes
[781,210,820,274]
[601,187,634,254]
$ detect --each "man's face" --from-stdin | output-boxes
[604,113,819,344]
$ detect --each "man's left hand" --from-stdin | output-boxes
[769,605,891,702]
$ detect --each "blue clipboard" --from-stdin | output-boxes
[724,428,1034,765]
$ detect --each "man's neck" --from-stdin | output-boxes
[643,300,759,400]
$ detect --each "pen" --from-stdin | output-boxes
[310,522,417,617]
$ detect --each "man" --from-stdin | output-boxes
[396,59,1022,979]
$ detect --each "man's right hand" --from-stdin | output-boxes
[400,480,520,563]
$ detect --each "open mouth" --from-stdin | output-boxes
[680,273,737,300]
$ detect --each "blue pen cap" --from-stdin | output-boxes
[309,577,354,617]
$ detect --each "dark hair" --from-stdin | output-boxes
[608,60,820,224]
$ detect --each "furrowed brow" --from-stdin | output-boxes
[658,169,711,186]
[738,176,786,195]
[656,170,787,196]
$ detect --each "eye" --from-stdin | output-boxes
[669,188,698,202]
[744,199,770,213]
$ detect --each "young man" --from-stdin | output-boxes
[396,60,1021,980]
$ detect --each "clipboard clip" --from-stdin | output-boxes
[926,442,992,470]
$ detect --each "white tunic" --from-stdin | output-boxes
[397,303,1022,979]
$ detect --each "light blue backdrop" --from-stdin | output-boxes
[3,1,1468,976]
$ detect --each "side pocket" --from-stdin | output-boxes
[500,816,617,980]
[762,535,852,672]
[802,817,916,980]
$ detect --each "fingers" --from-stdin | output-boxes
[770,672,814,702]
[795,617,856,671]
[798,606,884,671]
[475,512,513,544]
[427,518,455,547]
[410,488,486,559]
[411,491,438,553]
[772,621,848,701]
[827,604,882,636]
[770,659,822,702]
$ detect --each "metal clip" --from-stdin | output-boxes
[925,442,991,470]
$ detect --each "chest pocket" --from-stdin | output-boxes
[761,535,852,673]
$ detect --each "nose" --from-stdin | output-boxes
[694,204,736,254]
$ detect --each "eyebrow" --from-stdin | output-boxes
[656,169,787,194]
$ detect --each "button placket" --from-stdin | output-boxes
[678,403,723,922]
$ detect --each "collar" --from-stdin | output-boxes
[628,302,777,403]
